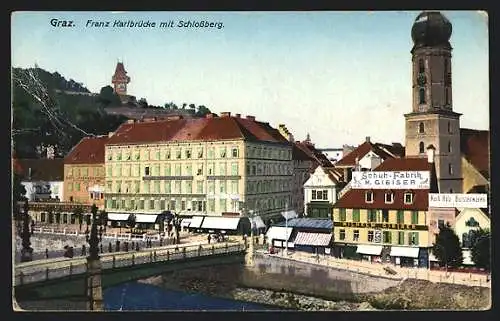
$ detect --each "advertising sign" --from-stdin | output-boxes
[428,193,488,208]
[351,171,430,189]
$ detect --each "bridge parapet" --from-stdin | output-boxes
[14,242,245,287]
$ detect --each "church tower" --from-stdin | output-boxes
[404,11,462,193]
[111,61,131,96]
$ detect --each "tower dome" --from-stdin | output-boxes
[411,11,452,50]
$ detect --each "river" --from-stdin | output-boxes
[104,282,285,311]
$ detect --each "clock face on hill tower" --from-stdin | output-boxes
[117,83,126,92]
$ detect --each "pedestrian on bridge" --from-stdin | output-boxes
[208,234,211,244]
[45,248,49,259]
[108,242,112,253]
[81,244,86,256]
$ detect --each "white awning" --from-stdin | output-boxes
[266,226,293,244]
[281,210,298,220]
[389,246,420,258]
[181,218,192,227]
[108,213,130,221]
[249,216,266,229]
[135,214,159,223]
[356,244,383,256]
[294,232,332,246]
[201,216,240,230]
[190,216,205,229]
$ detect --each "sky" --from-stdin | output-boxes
[11,11,489,148]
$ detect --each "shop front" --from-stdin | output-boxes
[389,246,420,267]
[265,226,293,250]
[355,244,383,263]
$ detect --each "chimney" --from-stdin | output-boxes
[246,115,255,121]
[108,132,114,138]
[235,113,241,118]
[427,144,436,163]
[365,136,371,143]
[205,113,214,119]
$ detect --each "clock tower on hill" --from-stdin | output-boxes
[111,61,131,96]
[404,11,463,193]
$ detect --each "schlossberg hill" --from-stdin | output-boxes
[12,66,215,159]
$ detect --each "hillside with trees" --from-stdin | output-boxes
[12,67,216,159]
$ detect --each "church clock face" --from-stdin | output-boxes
[117,83,126,91]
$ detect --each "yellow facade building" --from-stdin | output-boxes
[104,113,293,225]
[333,157,437,267]
[64,136,108,209]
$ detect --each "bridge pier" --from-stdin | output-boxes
[245,236,255,267]
[86,258,103,311]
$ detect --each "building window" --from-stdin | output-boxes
[448,163,453,175]
[312,190,317,200]
[382,209,389,223]
[144,166,150,176]
[384,192,394,204]
[231,163,239,176]
[398,231,404,245]
[220,147,226,158]
[185,149,192,159]
[419,122,425,133]
[368,230,374,242]
[419,142,425,154]
[197,148,203,158]
[383,231,392,243]
[419,88,426,104]
[353,230,360,242]
[232,147,239,158]
[448,121,452,133]
[339,208,346,221]
[367,209,377,222]
[438,219,445,228]
[397,210,404,224]
[411,211,419,224]
[176,149,181,159]
[445,88,450,105]
[322,190,328,200]
[404,192,414,204]
[418,58,425,73]
[352,209,360,222]
[365,191,373,203]
[339,229,345,241]
[448,141,452,153]
[409,232,419,246]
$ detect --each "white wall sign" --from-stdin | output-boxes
[429,193,488,208]
[351,171,430,189]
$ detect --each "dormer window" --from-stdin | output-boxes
[404,192,414,204]
[365,191,374,203]
[384,191,394,204]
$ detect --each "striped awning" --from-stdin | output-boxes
[294,232,332,246]
[135,214,159,223]
[389,246,420,258]
[190,216,205,229]
[201,217,240,230]
[108,213,130,221]
[356,244,383,256]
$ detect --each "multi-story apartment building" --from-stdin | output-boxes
[104,113,293,225]
[303,165,343,218]
[332,147,439,268]
[64,136,108,208]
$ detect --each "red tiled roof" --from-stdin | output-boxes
[374,157,432,171]
[295,142,334,168]
[334,189,429,210]
[106,116,290,145]
[335,141,402,167]
[460,128,490,179]
[64,135,109,165]
[324,167,343,184]
[114,62,127,75]
[16,158,64,181]
[292,143,315,161]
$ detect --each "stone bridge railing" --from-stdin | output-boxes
[31,227,163,241]
[14,242,245,287]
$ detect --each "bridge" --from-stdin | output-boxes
[14,242,246,302]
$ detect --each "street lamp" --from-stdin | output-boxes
[88,204,100,260]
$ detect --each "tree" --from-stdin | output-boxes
[97,86,121,107]
[181,103,187,109]
[195,105,211,117]
[126,213,136,233]
[138,98,148,108]
[432,223,463,268]
[470,228,490,270]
